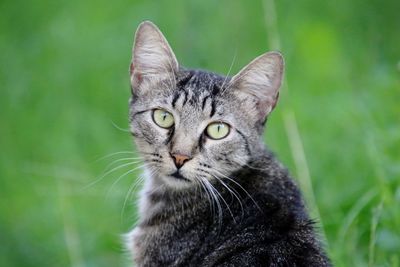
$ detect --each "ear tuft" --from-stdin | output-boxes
[130,21,179,92]
[229,51,284,122]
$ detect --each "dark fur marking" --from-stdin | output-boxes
[199,163,211,168]
[176,72,194,88]
[164,127,175,145]
[135,135,151,144]
[196,168,210,174]
[189,97,196,105]
[202,95,210,110]
[236,129,251,156]
[171,92,180,108]
[132,110,147,117]
[142,132,153,144]
[211,83,220,96]
[182,90,189,107]
[210,99,217,117]
[198,134,207,152]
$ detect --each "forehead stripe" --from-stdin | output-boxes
[201,95,210,110]
[210,99,217,118]
[171,92,180,108]
[181,90,189,107]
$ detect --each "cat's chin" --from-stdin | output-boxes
[169,171,191,182]
[157,173,194,190]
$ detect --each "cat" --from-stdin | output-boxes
[126,21,331,267]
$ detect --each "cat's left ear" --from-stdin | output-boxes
[130,21,179,93]
[229,52,284,122]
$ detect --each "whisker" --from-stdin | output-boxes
[83,161,138,190]
[123,166,162,223]
[106,163,149,198]
[196,176,216,220]
[220,50,237,92]
[213,169,262,212]
[110,119,131,133]
[93,151,138,162]
[207,179,236,223]
[222,63,252,93]
[234,159,270,171]
[120,175,145,221]
[201,178,223,228]
[103,158,143,173]
[212,174,244,219]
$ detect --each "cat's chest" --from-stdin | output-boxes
[129,199,168,265]
[129,204,218,266]
[129,224,161,265]
[130,220,203,267]
[128,202,196,265]
[129,181,218,265]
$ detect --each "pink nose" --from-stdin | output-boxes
[170,153,191,169]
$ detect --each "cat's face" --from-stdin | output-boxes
[129,21,283,189]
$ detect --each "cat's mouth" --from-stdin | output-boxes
[170,171,191,182]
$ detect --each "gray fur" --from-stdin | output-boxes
[126,21,331,267]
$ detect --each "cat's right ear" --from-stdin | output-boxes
[130,21,179,94]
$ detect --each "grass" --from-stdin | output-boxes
[1,0,399,266]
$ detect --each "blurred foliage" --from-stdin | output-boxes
[1,0,399,266]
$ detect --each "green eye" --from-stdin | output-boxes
[153,109,174,128]
[206,122,230,140]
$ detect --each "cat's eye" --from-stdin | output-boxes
[153,109,175,129]
[206,122,230,140]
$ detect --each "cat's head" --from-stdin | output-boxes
[129,21,283,189]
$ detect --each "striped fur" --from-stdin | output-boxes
[126,21,331,267]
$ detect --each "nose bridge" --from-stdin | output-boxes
[170,127,196,156]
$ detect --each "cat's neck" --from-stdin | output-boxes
[137,171,201,224]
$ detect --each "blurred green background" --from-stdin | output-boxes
[1,0,399,266]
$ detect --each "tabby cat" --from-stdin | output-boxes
[126,21,331,267]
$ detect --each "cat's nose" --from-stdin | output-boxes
[170,153,191,169]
